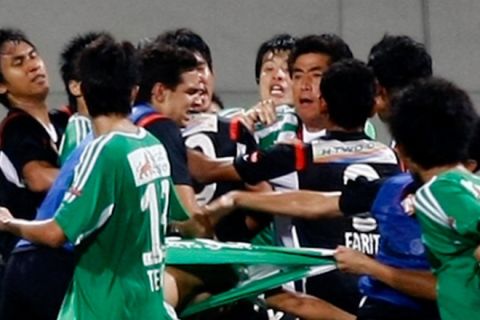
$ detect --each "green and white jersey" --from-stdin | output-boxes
[220,105,376,149]
[58,113,92,165]
[55,128,176,320]
[219,105,298,149]
[415,168,480,320]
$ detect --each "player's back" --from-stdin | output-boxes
[295,132,399,251]
[56,129,175,319]
[296,131,400,313]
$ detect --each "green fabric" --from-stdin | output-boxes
[58,113,91,165]
[250,224,275,246]
[168,180,191,221]
[55,130,175,320]
[415,169,480,320]
[165,238,335,316]
[364,119,376,140]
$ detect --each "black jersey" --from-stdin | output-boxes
[234,130,401,313]
[183,113,264,241]
[0,108,66,260]
[131,104,192,186]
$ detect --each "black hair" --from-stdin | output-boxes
[155,28,212,71]
[77,37,139,118]
[368,34,432,92]
[60,31,113,110]
[320,59,375,130]
[0,28,35,109]
[389,77,478,169]
[288,34,353,76]
[135,42,198,104]
[255,34,295,84]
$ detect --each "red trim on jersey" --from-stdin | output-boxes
[60,105,74,117]
[137,114,167,128]
[0,111,28,148]
[230,117,241,141]
[295,141,306,171]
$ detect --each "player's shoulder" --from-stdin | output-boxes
[182,113,219,137]
[310,136,397,165]
[429,169,480,196]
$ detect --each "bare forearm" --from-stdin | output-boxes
[23,161,59,192]
[3,218,66,248]
[233,190,341,219]
[187,149,241,183]
[266,290,355,320]
[367,259,436,300]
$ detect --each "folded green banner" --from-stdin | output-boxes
[164,238,336,316]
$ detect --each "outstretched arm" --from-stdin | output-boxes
[266,289,355,320]
[205,190,342,226]
[0,207,66,248]
[334,246,436,300]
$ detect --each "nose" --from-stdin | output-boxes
[300,76,312,91]
[272,67,286,81]
[26,56,42,73]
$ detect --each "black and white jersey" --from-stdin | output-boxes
[0,108,67,260]
[183,113,263,241]
[234,130,401,313]
[183,113,257,204]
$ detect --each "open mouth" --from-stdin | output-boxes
[270,85,284,97]
[299,98,314,106]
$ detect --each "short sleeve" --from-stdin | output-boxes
[55,139,115,244]
[429,177,480,236]
[2,115,57,173]
[144,120,192,186]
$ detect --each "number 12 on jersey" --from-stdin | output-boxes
[141,179,169,267]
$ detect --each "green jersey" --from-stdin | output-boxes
[415,168,480,320]
[58,113,92,165]
[55,128,176,320]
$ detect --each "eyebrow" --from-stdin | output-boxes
[1,47,35,60]
[293,66,324,73]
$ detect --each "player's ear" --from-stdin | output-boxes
[68,80,82,97]
[130,85,139,105]
[318,93,328,115]
[464,159,478,173]
[374,84,389,116]
[152,82,168,104]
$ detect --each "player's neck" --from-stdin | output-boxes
[419,163,466,183]
[327,123,363,133]
[93,115,138,136]
[10,97,50,125]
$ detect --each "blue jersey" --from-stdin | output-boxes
[15,133,93,251]
[359,173,432,309]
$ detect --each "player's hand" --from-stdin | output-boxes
[334,245,373,275]
[0,207,13,231]
[203,192,237,226]
[236,99,277,132]
[170,214,214,239]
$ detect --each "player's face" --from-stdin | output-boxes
[165,70,203,127]
[259,50,293,105]
[291,53,330,128]
[0,41,49,103]
[189,53,215,113]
